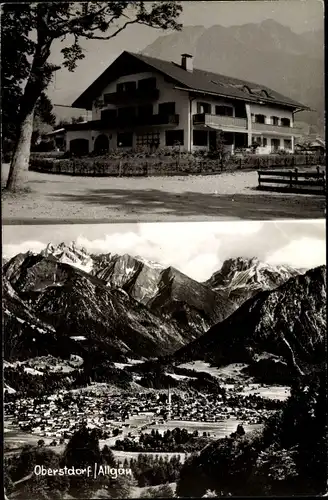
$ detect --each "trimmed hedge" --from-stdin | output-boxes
[29,153,324,178]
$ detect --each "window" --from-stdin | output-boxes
[271,138,280,151]
[158,102,176,115]
[255,114,266,124]
[263,138,268,147]
[281,118,291,127]
[94,135,109,154]
[117,132,133,147]
[138,77,156,90]
[215,106,233,116]
[138,104,153,117]
[116,81,136,93]
[101,109,117,121]
[193,130,208,146]
[284,139,292,150]
[117,107,136,119]
[271,116,279,125]
[70,138,89,155]
[136,132,160,147]
[165,130,184,146]
[197,102,211,114]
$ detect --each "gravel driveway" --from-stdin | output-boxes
[2,165,325,223]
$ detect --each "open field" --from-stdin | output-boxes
[178,361,291,401]
[238,384,290,401]
[4,428,48,454]
[2,164,325,222]
[4,415,261,460]
[150,417,262,436]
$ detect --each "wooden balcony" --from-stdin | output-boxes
[100,113,179,128]
[252,122,302,136]
[193,113,247,131]
[193,114,302,137]
[103,88,160,104]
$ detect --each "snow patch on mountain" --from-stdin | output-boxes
[42,242,93,273]
[208,257,301,293]
[135,255,165,270]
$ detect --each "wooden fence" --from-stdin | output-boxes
[257,167,326,195]
[29,158,227,177]
[28,153,325,178]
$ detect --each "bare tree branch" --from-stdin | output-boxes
[50,4,109,37]
[80,18,142,40]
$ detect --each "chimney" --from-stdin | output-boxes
[181,53,193,72]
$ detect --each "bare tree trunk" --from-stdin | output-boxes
[5,21,53,191]
[6,106,35,191]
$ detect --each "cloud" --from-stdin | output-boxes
[75,233,142,255]
[2,221,326,282]
[135,222,262,278]
[3,241,47,259]
[267,237,326,269]
[183,253,222,282]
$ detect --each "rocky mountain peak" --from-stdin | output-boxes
[41,241,93,272]
[207,257,300,294]
[175,265,326,378]
[142,21,324,134]
[134,255,165,270]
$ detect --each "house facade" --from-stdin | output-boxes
[66,51,308,155]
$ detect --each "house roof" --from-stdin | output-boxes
[296,136,325,148]
[46,128,66,136]
[72,51,309,111]
[63,120,103,131]
[310,138,325,148]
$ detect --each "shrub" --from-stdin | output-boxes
[29,153,321,178]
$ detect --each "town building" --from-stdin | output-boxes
[43,128,66,151]
[295,137,325,155]
[66,51,309,156]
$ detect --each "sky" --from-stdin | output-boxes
[47,0,324,112]
[2,220,326,281]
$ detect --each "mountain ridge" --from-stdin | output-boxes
[174,265,326,378]
[142,21,324,134]
[2,251,193,362]
[4,244,321,373]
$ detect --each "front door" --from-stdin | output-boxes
[272,138,280,152]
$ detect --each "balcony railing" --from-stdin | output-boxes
[193,114,302,136]
[193,113,247,130]
[252,122,302,136]
[104,88,160,104]
[101,113,179,128]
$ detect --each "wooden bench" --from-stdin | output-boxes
[257,167,326,195]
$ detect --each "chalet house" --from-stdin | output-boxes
[65,50,308,155]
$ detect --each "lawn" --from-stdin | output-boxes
[2,164,325,222]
